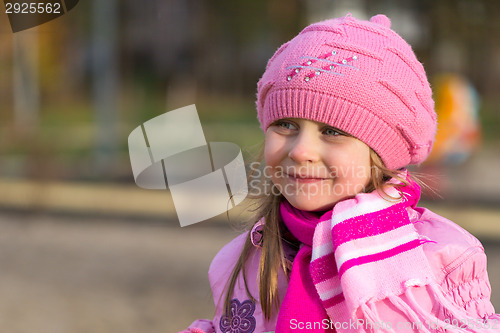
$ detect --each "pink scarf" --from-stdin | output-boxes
[275,179,484,332]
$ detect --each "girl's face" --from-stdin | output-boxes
[264,118,372,212]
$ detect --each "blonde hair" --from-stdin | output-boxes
[222,148,412,320]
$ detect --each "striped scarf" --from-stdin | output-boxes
[275,179,482,332]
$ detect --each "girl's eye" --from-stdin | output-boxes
[275,121,297,130]
[323,127,342,136]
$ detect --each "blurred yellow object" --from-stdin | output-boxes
[425,74,481,165]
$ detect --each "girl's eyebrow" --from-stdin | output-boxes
[320,123,340,131]
[270,118,293,125]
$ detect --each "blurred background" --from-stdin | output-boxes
[1,0,500,332]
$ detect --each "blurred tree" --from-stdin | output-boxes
[91,0,119,177]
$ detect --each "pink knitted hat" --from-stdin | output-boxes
[256,14,437,170]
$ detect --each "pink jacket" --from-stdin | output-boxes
[182,207,500,332]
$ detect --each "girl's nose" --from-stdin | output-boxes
[288,132,320,163]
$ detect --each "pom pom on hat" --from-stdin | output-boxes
[256,13,437,170]
[370,14,391,28]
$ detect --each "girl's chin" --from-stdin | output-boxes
[284,197,338,212]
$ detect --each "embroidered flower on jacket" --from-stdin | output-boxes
[219,298,256,333]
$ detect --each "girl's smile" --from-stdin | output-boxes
[286,173,328,183]
[264,118,372,212]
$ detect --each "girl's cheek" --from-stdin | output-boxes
[264,133,277,154]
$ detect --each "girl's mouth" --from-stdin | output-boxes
[287,173,327,183]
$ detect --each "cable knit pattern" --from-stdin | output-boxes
[256,13,436,169]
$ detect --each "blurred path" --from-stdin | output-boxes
[0,211,499,333]
[0,212,238,333]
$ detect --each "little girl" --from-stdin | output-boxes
[181,14,500,333]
